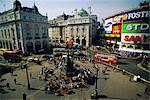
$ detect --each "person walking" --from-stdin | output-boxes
[30,73,32,78]
[6,83,10,89]
[14,78,17,84]
[23,93,27,100]
[145,86,150,95]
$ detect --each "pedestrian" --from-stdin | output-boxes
[11,69,14,76]
[145,86,150,95]
[6,83,10,89]
[23,93,27,100]
[122,70,125,75]
[14,78,17,84]
[129,75,132,81]
[38,74,41,80]
[30,73,32,78]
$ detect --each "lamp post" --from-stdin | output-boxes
[24,63,30,89]
[95,65,98,99]
[91,60,99,99]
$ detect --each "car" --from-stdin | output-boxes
[27,58,34,62]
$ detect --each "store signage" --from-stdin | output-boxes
[112,15,122,24]
[123,11,149,20]
[122,22,149,33]
[104,18,112,33]
[121,34,150,43]
[112,24,122,34]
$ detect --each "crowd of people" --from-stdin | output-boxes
[43,57,95,96]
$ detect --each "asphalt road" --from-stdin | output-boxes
[118,58,149,81]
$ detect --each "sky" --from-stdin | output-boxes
[0,0,148,22]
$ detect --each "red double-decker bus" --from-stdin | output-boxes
[3,50,21,62]
[94,53,118,64]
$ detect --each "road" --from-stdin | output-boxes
[118,58,150,81]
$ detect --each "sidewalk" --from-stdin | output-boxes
[0,61,53,100]
[0,60,149,100]
[73,60,149,100]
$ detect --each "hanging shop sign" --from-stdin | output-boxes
[121,33,150,44]
[122,22,149,33]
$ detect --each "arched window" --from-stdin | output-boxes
[11,28,15,37]
[4,29,7,38]
[8,29,10,38]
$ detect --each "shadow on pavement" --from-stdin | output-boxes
[12,74,18,76]
[31,77,36,79]
[8,88,16,91]
[0,78,6,82]
[0,88,9,94]
[91,95,128,100]
[29,87,39,90]
[118,61,128,65]
[106,96,128,100]
[16,83,22,85]
[98,77,109,80]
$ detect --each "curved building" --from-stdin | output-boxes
[104,1,150,55]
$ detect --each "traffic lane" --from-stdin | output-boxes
[118,58,149,81]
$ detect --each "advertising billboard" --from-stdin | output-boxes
[112,24,122,34]
[121,33,150,44]
[123,10,149,22]
[104,18,112,34]
[122,22,149,33]
[112,15,123,24]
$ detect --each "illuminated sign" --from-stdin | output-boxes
[121,33,150,44]
[123,10,149,22]
[112,24,122,34]
[104,18,112,33]
[112,15,123,24]
[122,22,149,33]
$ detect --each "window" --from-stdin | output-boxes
[100,56,108,59]
[4,30,7,38]
[8,29,10,38]
[1,30,3,38]
[35,33,39,36]
[23,16,26,19]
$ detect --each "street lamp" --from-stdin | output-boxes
[91,60,99,99]
[24,63,30,89]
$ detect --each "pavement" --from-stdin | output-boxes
[0,59,149,100]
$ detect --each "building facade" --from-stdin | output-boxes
[103,1,150,54]
[0,0,49,54]
[48,8,98,47]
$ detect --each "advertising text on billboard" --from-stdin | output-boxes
[122,22,149,33]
